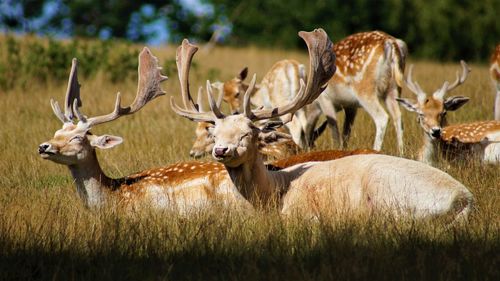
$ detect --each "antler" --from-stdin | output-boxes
[170,39,221,122]
[171,29,336,124]
[434,60,470,99]
[50,58,81,123]
[72,47,167,127]
[404,64,427,103]
[196,85,223,113]
[243,28,336,121]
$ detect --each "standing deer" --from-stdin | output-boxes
[490,44,500,120]
[38,48,252,212]
[319,31,407,153]
[214,31,407,152]
[397,61,500,165]
[171,30,473,220]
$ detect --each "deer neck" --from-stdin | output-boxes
[67,150,113,208]
[224,153,285,204]
[419,134,439,166]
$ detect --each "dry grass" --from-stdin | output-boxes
[0,41,499,280]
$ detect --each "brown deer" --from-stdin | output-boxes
[171,30,473,221]
[318,31,407,153]
[397,61,500,165]
[38,48,252,212]
[490,44,500,120]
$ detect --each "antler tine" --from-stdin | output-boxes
[446,60,470,92]
[84,47,167,127]
[434,60,470,99]
[248,28,336,121]
[196,86,205,112]
[404,64,427,102]
[177,39,199,111]
[50,58,81,123]
[206,80,225,119]
[243,74,257,119]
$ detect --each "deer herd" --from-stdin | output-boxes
[38,28,500,224]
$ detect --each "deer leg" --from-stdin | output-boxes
[342,107,358,149]
[385,85,404,155]
[495,86,500,121]
[316,94,342,147]
[359,95,389,151]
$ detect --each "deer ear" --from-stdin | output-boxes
[396,98,421,113]
[444,96,469,111]
[89,134,123,149]
[238,67,248,80]
[258,130,292,148]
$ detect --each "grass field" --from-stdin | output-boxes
[0,38,499,280]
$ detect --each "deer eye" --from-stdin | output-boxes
[239,133,250,141]
[69,135,83,143]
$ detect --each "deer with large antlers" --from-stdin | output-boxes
[188,86,305,160]
[38,48,252,212]
[491,44,500,120]
[397,61,500,165]
[171,29,473,220]
[210,59,326,148]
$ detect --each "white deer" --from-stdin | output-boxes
[38,48,252,212]
[397,61,500,165]
[170,29,473,221]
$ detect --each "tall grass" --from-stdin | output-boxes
[0,36,498,280]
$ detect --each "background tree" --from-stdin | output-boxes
[1,0,499,61]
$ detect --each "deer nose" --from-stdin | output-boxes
[431,128,441,138]
[214,147,228,157]
[38,143,51,154]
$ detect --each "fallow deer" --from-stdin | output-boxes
[215,31,407,152]
[317,31,408,153]
[189,86,304,160]
[171,30,473,220]
[490,44,500,120]
[38,48,252,212]
[211,59,328,148]
[397,61,500,165]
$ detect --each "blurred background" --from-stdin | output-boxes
[1,0,499,61]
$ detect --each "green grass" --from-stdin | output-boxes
[0,37,499,280]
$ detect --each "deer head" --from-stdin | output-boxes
[189,87,223,158]
[397,60,470,139]
[39,48,167,165]
[171,29,336,167]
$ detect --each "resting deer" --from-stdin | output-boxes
[38,48,252,212]
[171,30,473,220]
[397,61,500,165]
[490,44,500,120]
[189,86,304,159]
[215,31,407,152]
